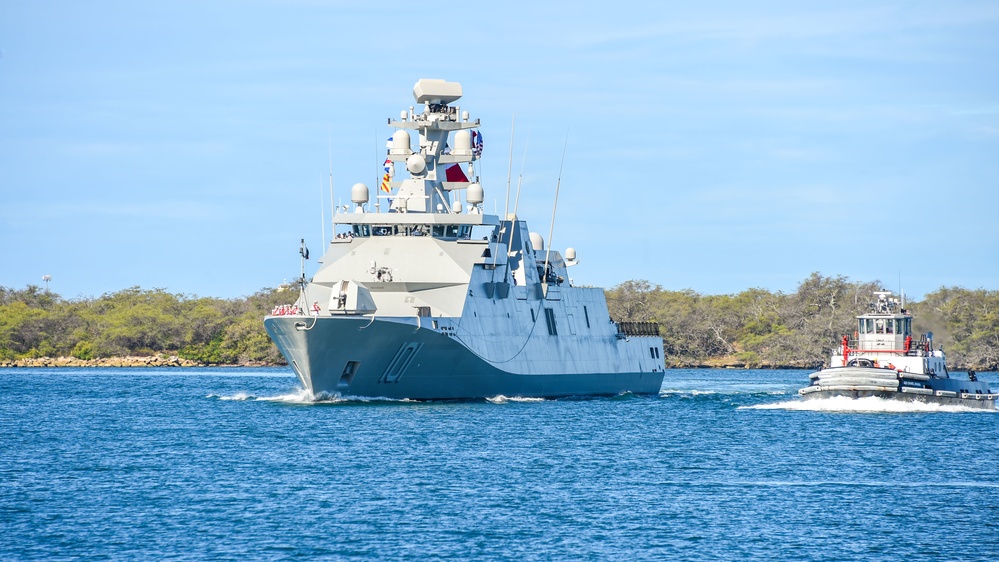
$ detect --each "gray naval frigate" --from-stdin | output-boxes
[264,79,665,400]
[799,290,996,409]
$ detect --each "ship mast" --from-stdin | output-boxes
[385,79,480,215]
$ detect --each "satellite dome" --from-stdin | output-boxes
[407,154,426,175]
[453,130,472,156]
[390,130,411,155]
[529,232,544,252]
[351,183,369,204]
[467,183,483,205]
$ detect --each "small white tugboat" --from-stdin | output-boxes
[799,291,996,410]
[263,79,665,400]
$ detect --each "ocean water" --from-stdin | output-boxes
[2,367,997,561]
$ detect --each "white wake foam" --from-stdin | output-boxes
[486,395,547,404]
[744,395,996,413]
[259,387,319,404]
[659,389,718,396]
[211,388,414,404]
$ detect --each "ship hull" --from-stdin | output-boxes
[799,366,996,410]
[265,315,664,400]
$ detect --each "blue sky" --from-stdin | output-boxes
[2,1,998,300]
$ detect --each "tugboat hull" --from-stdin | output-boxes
[799,366,997,410]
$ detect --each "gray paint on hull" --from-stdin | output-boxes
[265,316,664,400]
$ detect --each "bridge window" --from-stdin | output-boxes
[430,224,473,240]
[432,225,460,239]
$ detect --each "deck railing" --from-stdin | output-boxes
[616,322,661,337]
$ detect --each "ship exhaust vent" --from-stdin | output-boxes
[379,343,422,383]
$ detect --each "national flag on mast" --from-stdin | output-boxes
[472,130,484,158]
[445,164,469,183]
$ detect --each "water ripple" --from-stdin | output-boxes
[3,367,997,561]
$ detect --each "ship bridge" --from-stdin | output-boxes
[855,290,913,352]
[336,212,500,241]
[831,290,942,374]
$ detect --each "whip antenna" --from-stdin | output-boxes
[329,127,336,237]
[505,131,530,264]
[543,132,569,282]
[319,176,325,248]
[504,115,515,219]
[512,131,530,219]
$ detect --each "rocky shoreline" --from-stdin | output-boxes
[0,355,274,368]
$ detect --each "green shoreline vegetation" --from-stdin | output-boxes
[2,273,998,371]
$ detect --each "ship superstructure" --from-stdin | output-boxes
[264,79,665,400]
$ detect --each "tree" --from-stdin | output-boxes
[911,287,999,370]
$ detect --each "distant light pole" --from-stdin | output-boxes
[42,275,52,292]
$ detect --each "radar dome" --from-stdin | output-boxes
[529,232,544,252]
[453,130,472,156]
[565,247,578,266]
[467,183,483,205]
[391,130,411,155]
[406,154,426,175]
[351,183,369,204]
